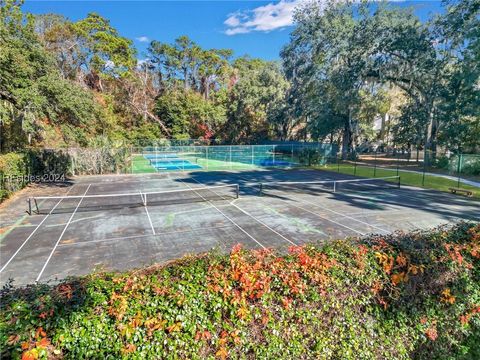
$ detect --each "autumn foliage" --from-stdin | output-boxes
[1,222,479,359]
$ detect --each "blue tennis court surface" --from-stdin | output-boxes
[142,147,298,172]
[144,154,202,171]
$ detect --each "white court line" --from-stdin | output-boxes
[46,214,103,227]
[174,178,266,249]
[144,205,155,235]
[35,184,91,282]
[276,200,365,236]
[57,224,234,247]
[288,194,390,234]
[229,202,297,246]
[0,185,76,274]
[188,177,297,246]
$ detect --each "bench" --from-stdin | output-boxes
[449,187,473,197]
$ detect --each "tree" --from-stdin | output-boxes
[154,90,225,139]
[0,0,101,150]
[72,13,136,90]
[433,0,480,152]
[34,14,81,80]
[223,57,289,143]
[148,36,232,98]
[282,1,395,156]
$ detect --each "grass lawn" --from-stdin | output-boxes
[131,155,157,174]
[1,223,479,359]
[320,163,480,198]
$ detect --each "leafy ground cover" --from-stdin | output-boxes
[321,163,480,198]
[1,223,479,359]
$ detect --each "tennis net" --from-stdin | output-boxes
[259,176,400,195]
[28,184,239,214]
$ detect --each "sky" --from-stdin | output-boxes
[23,1,444,61]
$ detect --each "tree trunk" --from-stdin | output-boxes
[341,110,353,160]
[424,101,437,166]
[183,68,189,90]
[380,113,388,141]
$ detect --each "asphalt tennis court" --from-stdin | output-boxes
[1,168,479,286]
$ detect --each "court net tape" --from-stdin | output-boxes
[259,176,400,195]
[28,184,239,215]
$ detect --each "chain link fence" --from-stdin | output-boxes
[323,148,479,197]
[1,143,478,201]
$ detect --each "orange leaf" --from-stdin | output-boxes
[425,326,438,341]
[396,253,408,267]
[35,327,46,339]
[195,330,211,341]
[441,288,456,304]
[391,272,408,286]
[36,338,50,348]
[7,334,20,345]
[22,349,39,360]
[166,322,182,333]
[36,337,50,348]
[281,297,293,309]
[216,346,228,360]
[122,343,136,354]
[237,306,249,320]
[38,312,48,319]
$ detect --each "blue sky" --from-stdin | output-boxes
[23,1,443,61]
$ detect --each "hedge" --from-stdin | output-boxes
[0,153,27,201]
[1,223,479,359]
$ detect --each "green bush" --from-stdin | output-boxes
[1,223,479,359]
[0,153,27,201]
[25,149,71,177]
[435,155,450,170]
[447,154,480,176]
[462,157,480,176]
[298,148,324,165]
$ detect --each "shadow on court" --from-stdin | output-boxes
[0,168,478,287]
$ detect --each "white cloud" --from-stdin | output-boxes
[224,0,302,35]
[223,0,406,35]
[135,36,150,43]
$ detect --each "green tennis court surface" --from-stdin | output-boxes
[1,168,478,286]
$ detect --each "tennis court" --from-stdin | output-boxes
[1,168,478,286]
[133,144,323,173]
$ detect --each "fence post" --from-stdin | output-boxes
[396,151,400,176]
[353,153,357,176]
[422,153,426,187]
[373,150,377,177]
[457,153,462,189]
